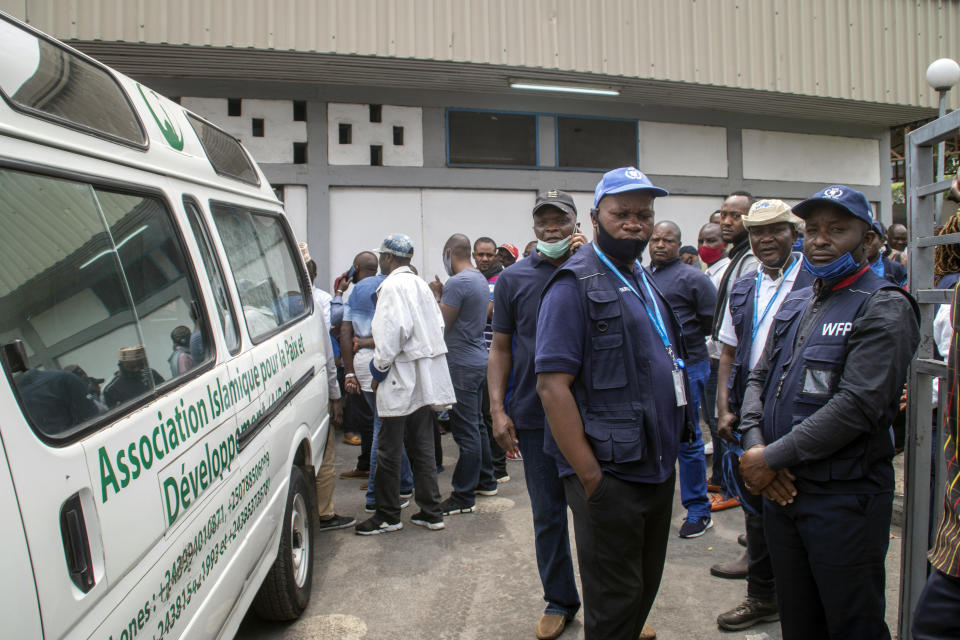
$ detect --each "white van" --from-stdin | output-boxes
[0,13,331,640]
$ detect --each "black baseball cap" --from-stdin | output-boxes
[533,189,577,218]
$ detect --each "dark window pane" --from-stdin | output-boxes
[370,145,383,166]
[369,104,382,123]
[393,126,404,146]
[339,123,352,144]
[0,19,145,146]
[293,100,306,122]
[293,142,307,164]
[228,98,242,116]
[252,118,264,137]
[557,117,637,170]
[448,111,537,167]
[186,113,259,185]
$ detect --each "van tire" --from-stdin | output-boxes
[253,466,315,621]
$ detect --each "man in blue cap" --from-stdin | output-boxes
[864,219,908,288]
[738,185,920,639]
[536,167,695,640]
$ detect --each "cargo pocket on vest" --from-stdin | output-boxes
[583,412,645,464]
[591,333,627,389]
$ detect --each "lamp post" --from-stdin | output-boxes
[926,58,960,219]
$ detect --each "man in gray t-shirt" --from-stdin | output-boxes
[429,233,498,513]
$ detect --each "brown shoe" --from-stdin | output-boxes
[709,492,741,512]
[339,468,368,479]
[360,482,368,490]
[342,433,361,446]
[536,613,567,640]
[710,550,748,579]
[639,623,656,639]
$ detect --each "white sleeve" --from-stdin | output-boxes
[317,303,340,400]
[717,299,738,348]
[935,303,952,357]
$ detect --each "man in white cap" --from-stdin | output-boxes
[356,234,456,535]
[713,199,813,631]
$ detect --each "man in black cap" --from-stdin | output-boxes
[489,189,586,640]
[738,185,919,639]
[537,167,694,640]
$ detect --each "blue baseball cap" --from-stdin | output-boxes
[870,218,885,236]
[792,185,873,226]
[593,166,669,208]
[379,233,415,258]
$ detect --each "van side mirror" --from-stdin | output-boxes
[0,340,28,374]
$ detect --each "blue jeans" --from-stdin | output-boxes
[448,364,496,505]
[364,391,413,508]
[678,359,711,521]
[517,428,581,618]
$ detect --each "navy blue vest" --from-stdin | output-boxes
[726,258,815,413]
[759,268,915,493]
[545,245,695,481]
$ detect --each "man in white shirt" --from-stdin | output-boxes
[356,234,456,535]
[711,200,813,631]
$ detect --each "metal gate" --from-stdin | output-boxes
[899,107,959,638]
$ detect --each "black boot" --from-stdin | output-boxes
[717,596,779,631]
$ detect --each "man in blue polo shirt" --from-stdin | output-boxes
[489,189,586,640]
[537,167,695,640]
[648,220,717,538]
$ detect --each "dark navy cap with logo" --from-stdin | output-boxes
[593,166,669,208]
[792,185,873,226]
[533,189,577,218]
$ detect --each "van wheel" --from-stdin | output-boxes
[253,466,315,621]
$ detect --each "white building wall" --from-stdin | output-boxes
[638,122,728,178]
[741,129,882,186]
[327,103,423,166]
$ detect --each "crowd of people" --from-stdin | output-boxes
[304,165,960,640]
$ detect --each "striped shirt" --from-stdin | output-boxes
[930,284,960,576]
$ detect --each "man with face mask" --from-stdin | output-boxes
[738,186,920,639]
[430,234,500,515]
[489,189,587,640]
[536,168,695,640]
[712,200,813,629]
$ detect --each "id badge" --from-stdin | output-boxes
[672,369,688,407]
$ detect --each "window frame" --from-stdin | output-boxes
[182,195,242,358]
[0,14,149,150]
[185,112,261,187]
[554,114,639,171]
[0,158,217,447]
[207,199,314,345]
[445,107,541,169]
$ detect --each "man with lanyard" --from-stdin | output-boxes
[489,190,587,640]
[699,221,732,492]
[864,219,908,288]
[738,186,919,639]
[712,199,813,629]
[648,220,717,538]
[536,167,694,640]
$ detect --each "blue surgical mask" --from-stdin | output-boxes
[537,235,572,259]
[442,249,454,277]
[802,251,860,280]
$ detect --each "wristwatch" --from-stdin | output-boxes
[344,373,357,379]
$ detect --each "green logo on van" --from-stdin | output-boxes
[137,83,184,151]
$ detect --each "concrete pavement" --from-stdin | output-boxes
[236,433,903,640]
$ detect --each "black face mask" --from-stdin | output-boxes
[482,263,503,280]
[594,216,648,264]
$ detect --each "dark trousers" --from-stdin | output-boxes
[481,380,507,476]
[764,491,893,640]
[705,358,725,486]
[741,489,775,600]
[344,392,373,471]
[564,472,674,640]
[373,405,442,522]
[913,569,960,639]
[517,428,580,618]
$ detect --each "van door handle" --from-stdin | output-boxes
[60,493,95,593]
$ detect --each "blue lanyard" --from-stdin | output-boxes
[592,244,683,371]
[751,257,800,342]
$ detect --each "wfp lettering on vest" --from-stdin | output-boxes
[822,322,853,337]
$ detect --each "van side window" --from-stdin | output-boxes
[0,167,208,441]
[210,203,309,342]
[184,199,240,355]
